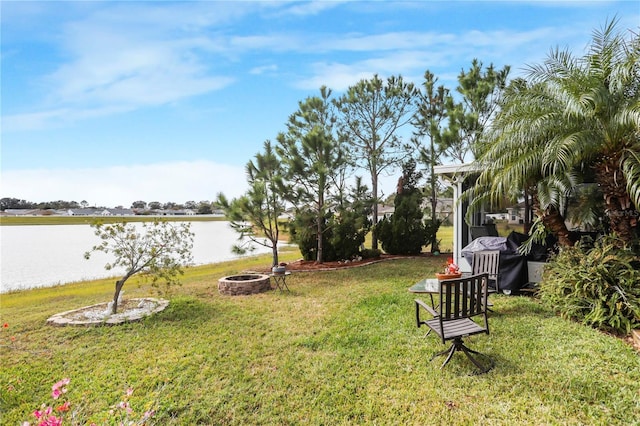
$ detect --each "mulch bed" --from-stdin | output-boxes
[254,252,450,273]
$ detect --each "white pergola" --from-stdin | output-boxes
[433,162,487,272]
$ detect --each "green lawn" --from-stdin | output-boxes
[2,253,639,425]
[434,221,524,253]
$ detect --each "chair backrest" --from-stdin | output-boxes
[436,274,489,341]
[438,273,488,320]
[471,250,500,281]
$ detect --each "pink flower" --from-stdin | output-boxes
[116,400,133,414]
[51,378,69,400]
[126,387,134,397]
[52,378,70,390]
[40,414,62,426]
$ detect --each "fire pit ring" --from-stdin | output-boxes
[218,274,271,295]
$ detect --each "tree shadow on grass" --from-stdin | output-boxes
[151,296,217,323]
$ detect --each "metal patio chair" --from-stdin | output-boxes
[471,250,501,309]
[415,273,493,374]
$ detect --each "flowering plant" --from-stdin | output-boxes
[2,322,17,347]
[23,378,154,426]
[444,257,460,274]
[23,378,70,426]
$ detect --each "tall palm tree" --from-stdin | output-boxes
[465,78,577,247]
[468,20,640,245]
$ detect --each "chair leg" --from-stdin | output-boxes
[459,344,492,374]
[460,344,482,355]
[431,345,453,360]
[430,343,457,369]
[431,338,493,374]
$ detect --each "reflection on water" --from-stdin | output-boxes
[0,221,270,293]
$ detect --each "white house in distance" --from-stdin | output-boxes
[506,202,527,224]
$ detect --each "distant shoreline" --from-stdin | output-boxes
[0,215,227,226]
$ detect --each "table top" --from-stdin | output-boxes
[408,278,440,294]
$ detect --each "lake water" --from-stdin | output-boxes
[0,222,272,293]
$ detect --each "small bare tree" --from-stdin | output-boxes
[85,219,194,314]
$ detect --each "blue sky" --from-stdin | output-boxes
[2,1,639,208]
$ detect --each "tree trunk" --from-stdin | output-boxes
[371,173,379,250]
[429,135,439,253]
[541,205,573,247]
[111,279,126,314]
[593,158,637,245]
[523,187,531,234]
[271,244,279,267]
[316,216,323,263]
[317,191,324,263]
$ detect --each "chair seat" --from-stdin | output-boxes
[425,317,487,340]
[414,274,493,373]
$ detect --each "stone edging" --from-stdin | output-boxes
[47,298,169,327]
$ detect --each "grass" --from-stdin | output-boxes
[2,252,639,425]
[434,221,524,253]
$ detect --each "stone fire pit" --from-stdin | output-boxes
[218,274,271,295]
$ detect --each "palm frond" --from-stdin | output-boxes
[622,148,640,209]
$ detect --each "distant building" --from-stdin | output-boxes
[426,198,454,224]
[506,202,526,224]
[377,204,395,220]
[67,208,135,216]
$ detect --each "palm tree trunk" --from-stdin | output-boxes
[543,206,573,247]
[593,158,636,244]
[523,187,532,234]
[534,201,573,247]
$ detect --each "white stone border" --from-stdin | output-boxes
[47,298,169,327]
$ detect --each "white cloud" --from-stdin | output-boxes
[48,27,234,106]
[6,3,244,132]
[292,24,596,92]
[249,64,279,75]
[1,161,248,207]
[277,1,345,17]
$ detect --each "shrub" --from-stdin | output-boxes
[376,160,428,255]
[360,248,381,259]
[289,210,336,261]
[424,218,441,253]
[329,208,368,261]
[376,209,428,255]
[290,209,367,262]
[539,235,640,334]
